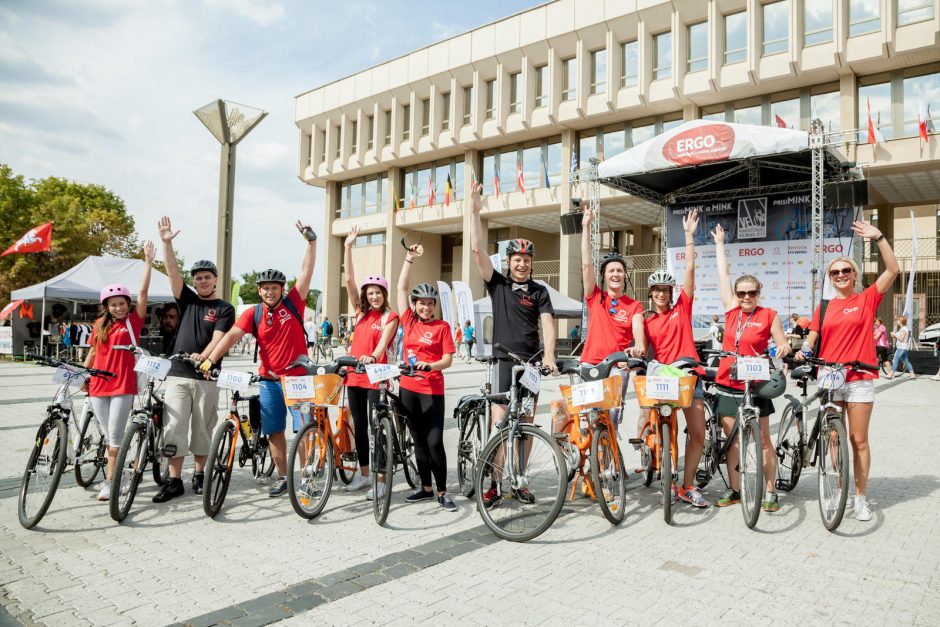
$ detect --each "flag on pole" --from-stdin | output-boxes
[774,113,787,128]
[428,176,436,206]
[570,149,578,173]
[494,170,500,198]
[1,221,53,256]
[391,180,401,211]
[444,174,452,207]
[409,176,416,210]
[516,160,525,193]
[541,154,551,188]
[903,207,918,338]
[867,98,884,144]
[918,99,930,143]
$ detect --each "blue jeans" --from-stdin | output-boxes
[258,379,303,435]
[891,349,913,374]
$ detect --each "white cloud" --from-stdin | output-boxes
[204,0,285,26]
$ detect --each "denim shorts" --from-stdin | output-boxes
[258,379,303,435]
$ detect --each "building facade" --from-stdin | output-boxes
[295,0,940,337]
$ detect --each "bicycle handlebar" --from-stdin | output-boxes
[783,355,878,373]
[31,354,114,379]
[492,343,552,374]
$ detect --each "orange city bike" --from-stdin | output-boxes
[630,360,698,525]
[552,351,633,525]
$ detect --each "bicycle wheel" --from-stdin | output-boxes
[203,421,237,518]
[474,424,566,542]
[660,422,673,524]
[775,404,803,492]
[399,419,419,490]
[336,422,359,484]
[456,405,484,497]
[250,432,276,480]
[287,421,334,519]
[151,425,168,486]
[323,345,334,362]
[591,427,627,525]
[695,402,717,489]
[19,418,68,529]
[739,416,763,529]
[818,416,849,531]
[371,415,395,526]
[74,412,105,488]
[110,421,147,523]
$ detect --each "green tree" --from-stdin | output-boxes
[238,271,261,304]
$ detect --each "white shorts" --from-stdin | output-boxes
[162,377,221,457]
[830,379,875,403]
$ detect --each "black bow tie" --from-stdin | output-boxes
[511,283,528,292]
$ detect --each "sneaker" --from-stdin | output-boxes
[762,491,780,512]
[97,480,111,502]
[268,477,288,497]
[405,488,435,503]
[678,485,710,508]
[152,478,184,503]
[192,472,205,495]
[854,495,872,521]
[512,487,535,504]
[298,483,322,504]
[482,487,501,509]
[344,474,369,492]
[366,482,386,501]
[438,493,458,512]
[670,483,679,505]
[716,488,741,507]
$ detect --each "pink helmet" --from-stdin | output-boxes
[360,275,389,292]
[100,284,131,304]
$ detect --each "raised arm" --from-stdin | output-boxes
[469,183,494,283]
[396,245,420,313]
[681,209,698,298]
[854,221,900,294]
[343,226,361,313]
[293,221,318,297]
[712,224,736,312]
[157,216,184,298]
[136,240,155,319]
[580,207,596,298]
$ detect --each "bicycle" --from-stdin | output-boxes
[18,355,114,529]
[775,356,874,531]
[311,336,335,363]
[556,351,631,525]
[202,370,273,518]
[472,345,566,542]
[453,355,497,498]
[285,355,362,519]
[110,348,192,523]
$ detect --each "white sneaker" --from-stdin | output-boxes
[344,474,369,492]
[366,482,386,501]
[854,495,872,521]
[97,480,111,502]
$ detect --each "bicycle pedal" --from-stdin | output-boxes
[627,438,643,444]
[340,453,357,463]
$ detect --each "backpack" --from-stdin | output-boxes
[324,320,334,335]
[714,325,724,343]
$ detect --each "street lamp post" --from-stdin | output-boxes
[193,99,267,302]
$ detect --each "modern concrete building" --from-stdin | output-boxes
[295,0,940,338]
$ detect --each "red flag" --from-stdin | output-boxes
[1,222,53,256]
[516,160,525,193]
[867,98,884,145]
[774,114,787,128]
[918,99,930,143]
[428,176,436,206]
[444,174,452,207]
[494,170,500,198]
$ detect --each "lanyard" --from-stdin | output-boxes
[734,308,757,352]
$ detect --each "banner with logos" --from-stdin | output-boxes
[666,191,856,327]
[0,327,12,355]
[452,281,475,329]
[436,281,455,331]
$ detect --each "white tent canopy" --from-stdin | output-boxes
[11,255,176,302]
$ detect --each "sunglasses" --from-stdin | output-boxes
[265,310,274,327]
[830,267,854,277]
[608,298,619,315]
[650,287,671,295]
[736,290,759,298]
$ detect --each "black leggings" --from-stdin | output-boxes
[398,388,447,492]
[347,385,378,467]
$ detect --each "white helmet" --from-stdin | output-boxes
[647,270,676,288]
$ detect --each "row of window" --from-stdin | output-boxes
[858,68,940,142]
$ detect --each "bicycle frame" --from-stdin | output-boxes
[640,405,679,477]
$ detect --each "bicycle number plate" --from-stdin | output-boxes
[51,366,84,384]
[736,357,770,381]
[520,365,541,394]
[365,363,400,384]
[570,380,604,407]
[283,375,316,401]
[817,366,846,390]
[134,356,171,381]
[645,376,679,400]
[217,369,252,393]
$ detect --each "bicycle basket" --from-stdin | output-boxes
[633,375,697,409]
[311,374,344,405]
[559,374,623,414]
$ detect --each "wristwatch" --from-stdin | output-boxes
[875,234,885,243]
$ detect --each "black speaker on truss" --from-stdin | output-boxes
[824,180,868,208]
[560,212,583,235]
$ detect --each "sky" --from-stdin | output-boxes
[0,0,541,291]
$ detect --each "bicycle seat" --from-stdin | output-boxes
[790,365,814,381]
[559,359,581,375]
[576,352,631,382]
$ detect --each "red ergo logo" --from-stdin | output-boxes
[662,124,735,166]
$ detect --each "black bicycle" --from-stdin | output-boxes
[453,355,497,498]
[18,355,114,529]
[775,356,873,531]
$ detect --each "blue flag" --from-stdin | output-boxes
[542,155,551,188]
[570,149,577,173]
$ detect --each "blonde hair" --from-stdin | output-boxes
[734,274,762,291]
[826,256,859,276]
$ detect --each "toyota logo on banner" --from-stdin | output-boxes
[661,124,735,166]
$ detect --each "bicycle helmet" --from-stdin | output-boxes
[647,270,676,288]
[190,260,218,277]
[409,283,439,303]
[505,238,535,257]
[360,275,389,292]
[100,284,131,304]
[255,269,287,285]
[755,371,786,399]
[599,252,627,277]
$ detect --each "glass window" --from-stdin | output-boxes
[578,133,597,167]
[383,110,391,145]
[364,178,378,214]
[319,129,326,162]
[417,167,431,206]
[662,117,683,132]
[509,73,521,113]
[858,82,891,142]
[804,0,833,46]
[849,0,880,37]
[899,0,934,26]
[499,148,517,193]
[688,22,708,73]
[441,92,450,131]
[534,66,547,107]
[522,145,541,189]
[734,104,762,125]
[602,127,626,161]
[463,86,473,125]
[402,104,410,140]
[701,109,726,122]
[379,175,388,210]
[350,120,357,152]
[349,182,362,217]
[434,164,449,205]
[368,233,385,245]
[621,41,638,87]
[763,1,788,56]
[485,80,495,120]
[903,72,940,137]
[810,90,841,132]
[545,140,562,186]
[591,49,607,94]
[562,58,577,101]
[482,153,496,196]
[725,12,747,64]
[421,99,430,136]
[366,116,374,150]
[653,31,672,80]
[334,125,341,158]
[771,97,799,128]
[629,123,655,146]
[337,182,348,216]
[454,159,464,200]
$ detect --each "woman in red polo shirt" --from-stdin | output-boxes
[799,221,900,522]
[343,226,400,497]
[394,245,456,511]
[642,209,710,508]
[712,224,791,512]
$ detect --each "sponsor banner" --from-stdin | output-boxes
[452,281,475,329]
[436,281,455,331]
[0,327,11,354]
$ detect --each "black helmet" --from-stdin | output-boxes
[409,283,439,303]
[755,371,787,399]
[190,260,218,277]
[599,252,627,277]
[505,238,535,257]
[255,269,287,285]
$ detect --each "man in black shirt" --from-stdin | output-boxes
[153,216,235,503]
[158,303,180,355]
[469,182,556,506]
